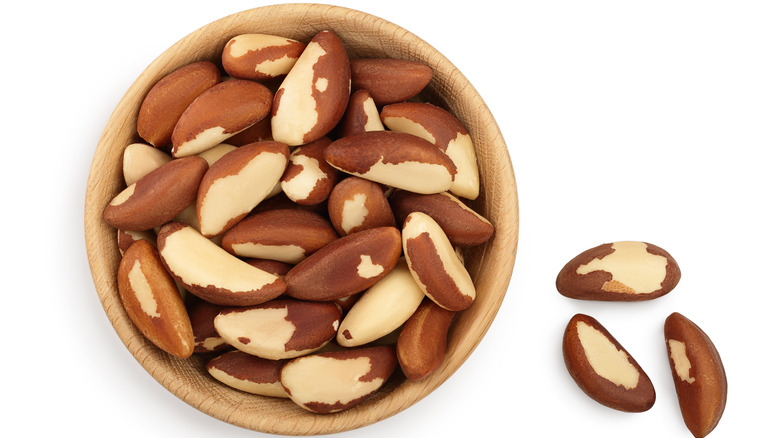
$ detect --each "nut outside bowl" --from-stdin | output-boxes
[84,3,518,435]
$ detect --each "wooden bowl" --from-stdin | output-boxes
[84,3,518,435]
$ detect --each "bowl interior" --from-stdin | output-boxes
[84,3,518,435]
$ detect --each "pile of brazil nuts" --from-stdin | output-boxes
[556,242,727,437]
[103,30,495,414]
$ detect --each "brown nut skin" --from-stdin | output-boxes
[117,240,194,359]
[171,79,274,157]
[280,137,341,205]
[390,190,494,247]
[396,299,455,381]
[224,115,273,146]
[220,208,338,264]
[328,176,395,237]
[103,156,208,231]
[137,61,221,148]
[349,58,432,106]
[556,241,681,301]
[221,34,306,81]
[665,312,727,438]
[271,30,351,146]
[244,258,293,278]
[324,131,456,194]
[207,350,289,398]
[336,89,384,138]
[284,226,402,302]
[562,314,656,413]
[280,345,397,414]
[185,295,230,354]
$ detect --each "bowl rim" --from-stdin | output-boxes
[84,3,519,435]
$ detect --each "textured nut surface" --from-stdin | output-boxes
[324,131,456,194]
[280,345,397,414]
[214,299,342,360]
[157,222,285,306]
[556,241,681,301]
[221,208,338,264]
[665,312,727,438]
[381,102,479,199]
[338,89,384,137]
[172,79,273,157]
[280,137,340,205]
[222,34,306,81]
[207,350,289,398]
[562,313,656,412]
[285,226,402,302]
[137,61,221,147]
[104,156,208,231]
[390,190,493,247]
[328,177,395,236]
[117,240,194,359]
[349,58,432,106]
[402,212,475,311]
[271,30,350,146]
[122,143,172,186]
[336,257,425,347]
[196,141,290,237]
[396,299,455,381]
[185,295,230,353]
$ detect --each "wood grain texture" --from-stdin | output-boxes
[84,3,518,435]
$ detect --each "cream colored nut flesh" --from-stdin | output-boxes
[214,301,340,360]
[576,241,668,294]
[280,346,396,414]
[157,223,283,306]
[198,143,237,166]
[198,146,289,237]
[122,143,172,186]
[577,321,639,389]
[336,257,425,347]
[402,212,475,311]
[382,115,478,199]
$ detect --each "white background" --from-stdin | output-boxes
[2,1,777,436]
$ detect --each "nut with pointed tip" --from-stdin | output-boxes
[221,34,306,81]
[117,240,194,359]
[381,102,479,199]
[157,222,285,306]
[396,299,455,380]
[402,212,475,311]
[271,30,350,146]
[325,131,456,195]
[172,79,273,157]
[665,312,727,438]
[284,226,402,302]
[336,257,425,347]
[390,190,493,247]
[562,313,656,412]
[137,61,221,148]
[103,156,208,231]
[349,58,432,106]
[221,208,338,264]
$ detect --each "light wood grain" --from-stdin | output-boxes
[84,3,518,435]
